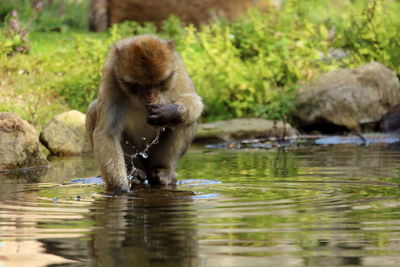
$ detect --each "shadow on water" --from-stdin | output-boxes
[1,144,400,266]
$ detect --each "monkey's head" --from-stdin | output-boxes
[114,35,176,106]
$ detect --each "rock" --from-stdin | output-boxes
[40,110,92,155]
[293,62,400,133]
[378,104,400,133]
[0,112,49,171]
[194,118,298,143]
[314,133,400,146]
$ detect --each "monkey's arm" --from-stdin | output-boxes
[174,93,203,125]
[147,93,203,127]
[93,99,129,193]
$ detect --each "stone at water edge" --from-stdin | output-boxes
[293,62,400,133]
[40,110,92,155]
[194,118,298,143]
[70,176,104,185]
[315,133,400,146]
[0,112,49,171]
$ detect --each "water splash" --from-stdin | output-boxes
[123,128,165,185]
[140,127,165,158]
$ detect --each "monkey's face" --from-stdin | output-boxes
[114,36,176,106]
[117,69,175,106]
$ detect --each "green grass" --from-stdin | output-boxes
[0,31,107,128]
[29,31,106,54]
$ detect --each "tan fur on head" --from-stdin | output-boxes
[116,35,174,84]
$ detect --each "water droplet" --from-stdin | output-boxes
[125,140,130,144]
[119,128,162,183]
[139,152,148,159]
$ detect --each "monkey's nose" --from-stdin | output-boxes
[145,88,159,104]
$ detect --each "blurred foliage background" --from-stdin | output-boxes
[0,0,399,129]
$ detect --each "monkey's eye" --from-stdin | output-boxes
[123,81,142,93]
[157,71,175,89]
[158,80,167,87]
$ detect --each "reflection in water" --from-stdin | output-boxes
[88,195,198,266]
[1,146,400,266]
[0,167,48,185]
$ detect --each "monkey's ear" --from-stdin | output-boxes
[166,40,175,50]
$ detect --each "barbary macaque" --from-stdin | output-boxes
[86,35,203,193]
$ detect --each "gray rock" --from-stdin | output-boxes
[195,118,298,143]
[0,112,49,171]
[40,110,92,155]
[293,62,400,132]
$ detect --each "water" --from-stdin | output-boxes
[1,144,400,266]
[124,127,164,184]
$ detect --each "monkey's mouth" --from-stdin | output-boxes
[144,99,157,105]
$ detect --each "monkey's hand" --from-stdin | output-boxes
[146,103,183,127]
[130,169,147,186]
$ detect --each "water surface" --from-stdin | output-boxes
[1,145,400,266]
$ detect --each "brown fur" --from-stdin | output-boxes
[86,35,203,194]
[120,36,174,83]
[379,104,400,132]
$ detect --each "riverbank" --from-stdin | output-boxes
[2,1,400,130]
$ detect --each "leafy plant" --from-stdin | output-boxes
[333,0,400,73]
[1,0,88,32]
[1,9,32,55]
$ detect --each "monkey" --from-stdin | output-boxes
[379,104,400,133]
[86,35,203,194]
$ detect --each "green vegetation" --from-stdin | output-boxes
[1,0,400,128]
[0,0,88,32]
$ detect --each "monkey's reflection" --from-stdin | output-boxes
[88,188,199,267]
